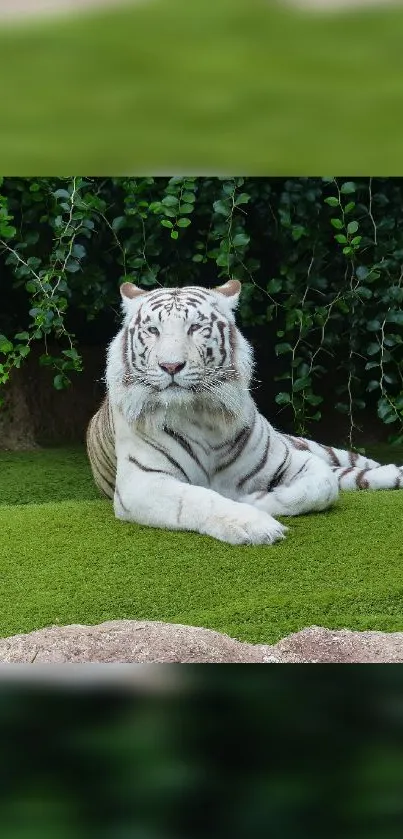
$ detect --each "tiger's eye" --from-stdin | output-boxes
[148,326,159,336]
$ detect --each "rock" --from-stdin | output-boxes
[0,620,263,664]
[1,621,403,665]
[267,625,403,663]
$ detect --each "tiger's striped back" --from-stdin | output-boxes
[86,396,116,499]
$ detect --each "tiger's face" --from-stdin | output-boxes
[118,280,251,399]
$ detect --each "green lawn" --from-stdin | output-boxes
[2,0,403,172]
[0,443,402,643]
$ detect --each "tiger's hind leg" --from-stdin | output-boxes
[239,453,339,518]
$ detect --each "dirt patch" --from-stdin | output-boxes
[2,621,403,663]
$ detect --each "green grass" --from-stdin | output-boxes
[2,0,403,172]
[1,443,403,643]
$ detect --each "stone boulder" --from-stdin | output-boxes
[1,621,403,664]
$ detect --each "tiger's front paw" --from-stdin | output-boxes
[206,503,287,546]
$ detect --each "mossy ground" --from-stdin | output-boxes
[0,443,402,642]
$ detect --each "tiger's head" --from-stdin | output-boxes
[107,280,254,425]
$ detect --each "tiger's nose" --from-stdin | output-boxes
[159,361,186,375]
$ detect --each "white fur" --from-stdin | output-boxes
[87,283,401,546]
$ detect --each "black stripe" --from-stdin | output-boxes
[237,428,271,490]
[178,430,211,457]
[115,485,130,513]
[90,449,115,495]
[163,427,209,478]
[215,418,256,473]
[136,437,191,482]
[289,460,308,482]
[128,454,173,476]
[216,320,227,365]
[267,449,291,492]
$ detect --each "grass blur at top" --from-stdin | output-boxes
[1,0,403,172]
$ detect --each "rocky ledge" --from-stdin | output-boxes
[0,621,402,664]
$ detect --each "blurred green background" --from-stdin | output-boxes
[1,0,403,172]
[1,668,403,838]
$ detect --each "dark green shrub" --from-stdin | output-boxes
[1,176,402,444]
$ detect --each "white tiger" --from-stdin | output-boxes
[86,280,403,546]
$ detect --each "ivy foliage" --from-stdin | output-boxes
[1,176,403,444]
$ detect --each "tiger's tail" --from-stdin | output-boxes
[286,435,403,490]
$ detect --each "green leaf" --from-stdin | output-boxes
[160,219,173,228]
[179,203,194,214]
[304,393,323,405]
[62,348,79,359]
[340,181,356,194]
[377,399,392,420]
[182,192,196,203]
[72,243,86,260]
[356,286,372,299]
[111,215,126,231]
[213,200,229,217]
[291,226,307,241]
[267,278,282,294]
[335,234,348,244]
[14,331,30,341]
[65,259,80,273]
[386,310,403,325]
[347,221,359,234]
[331,218,343,230]
[275,392,291,406]
[324,197,339,207]
[293,376,311,392]
[216,253,229,267]
[18,346,30,358]
[161,195,179,207]
[53,189,70,200]
[235,193,251,206]
[356,265,369,281]
[176,218,191,228]
[192,254,203,262]
[0,335,13,353]
[367,342,380,356]
[367,380,380,392]
[351,236,362,246]
[232,233,250,247]
[344,202,355,214]
[53,374,66,390]
[170,229,179,240]
[275,342,293,356]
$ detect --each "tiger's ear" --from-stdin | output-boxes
[120,282,147,314]
[120,282,147,301]
[214,279,241,310]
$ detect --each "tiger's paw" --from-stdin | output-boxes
[206,504,288,546]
